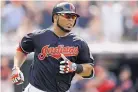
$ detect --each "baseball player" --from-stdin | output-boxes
[11,2,94,92]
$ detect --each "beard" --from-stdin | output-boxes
[57,18,71,33]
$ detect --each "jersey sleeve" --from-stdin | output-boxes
[76,40,94,65]
[19,33,35,54]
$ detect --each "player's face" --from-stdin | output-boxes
[57,13,77,30]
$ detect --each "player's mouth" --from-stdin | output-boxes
[66,23,73,28]
[67,26,71,28]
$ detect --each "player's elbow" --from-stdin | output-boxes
[79,64,95,78]
[83,65,94,78]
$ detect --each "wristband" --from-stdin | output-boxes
[75,64,83,74]
[12,66,20,70]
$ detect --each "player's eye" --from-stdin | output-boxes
[59,14,77,20]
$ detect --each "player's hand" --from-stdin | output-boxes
[59,54,77,74]
[11,67,24,85]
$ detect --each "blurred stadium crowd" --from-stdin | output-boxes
[1,1,138,92]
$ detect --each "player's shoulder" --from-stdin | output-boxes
[26,28,52,37]
[69,33,86,42]
[32,29,52,35]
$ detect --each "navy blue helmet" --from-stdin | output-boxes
[52,2,80,22]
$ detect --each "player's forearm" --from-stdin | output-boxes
[78,64,94,78]
[14,51,27,68]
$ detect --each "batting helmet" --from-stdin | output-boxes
[52,2,80,22]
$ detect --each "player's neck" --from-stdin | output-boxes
[53,26,69,37]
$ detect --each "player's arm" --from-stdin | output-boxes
[60,51,94,78]
[77,63,94,78]
[14,49,27,68]
[11,33,34,85]
[75,41,94,78]
[60,40,94,78]
[14,33,34,68]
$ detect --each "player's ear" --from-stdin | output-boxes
[53,14,58,22]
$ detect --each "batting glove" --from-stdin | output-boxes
[59,54,77,74]
[11,67,24,85]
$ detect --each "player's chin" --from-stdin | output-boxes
[65,26,73,31]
